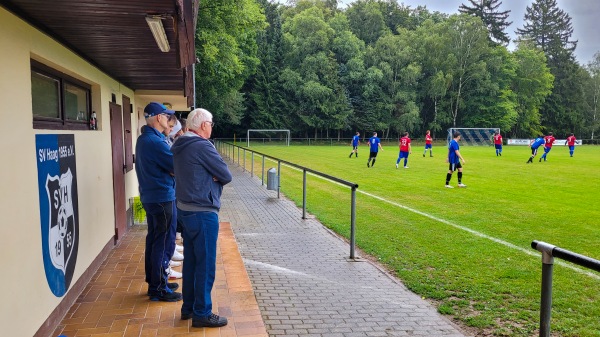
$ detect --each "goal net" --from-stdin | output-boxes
[447,128,500,146]
[247,129,290,147]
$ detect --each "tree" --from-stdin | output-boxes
[244,0,287,129]
[280,6,351,138]
[516,0,583,136]
[584,52,600,139]
[442,14,491,127]
[196,0,267,133]
[510,43,554,137]
[364,31,421,136]
[459,0,512,46]
[345,0,390,46]
[516,0,577,60]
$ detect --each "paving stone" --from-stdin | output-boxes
[220,163,470,337]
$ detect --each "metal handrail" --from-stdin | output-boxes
[531,240,600,337]
[217,140,360,259]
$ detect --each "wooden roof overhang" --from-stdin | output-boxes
[1,0,199,108]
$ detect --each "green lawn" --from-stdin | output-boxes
[227,142,600,337]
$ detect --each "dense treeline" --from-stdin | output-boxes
[196,0,600,140]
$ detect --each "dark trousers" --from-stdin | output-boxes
[179,210,219,318]
[143,200,177,293]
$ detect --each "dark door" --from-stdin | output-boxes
[109,102,127,242]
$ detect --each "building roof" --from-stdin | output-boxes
[2,0,199,108]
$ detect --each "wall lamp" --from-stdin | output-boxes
[145,15,170,52]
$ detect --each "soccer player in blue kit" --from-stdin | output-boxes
[526,135,545,163]
[367,132,383,167]
[349,132,360,158]
[445,131,466,188]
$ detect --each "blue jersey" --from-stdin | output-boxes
[369,137,381,152]
[531,137,544,149]
[448,139,460,164]
[352,135,360,146]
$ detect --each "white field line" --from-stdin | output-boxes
[243,158,600,280]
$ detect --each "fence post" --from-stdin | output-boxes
[350,186,357,259]
[302,169,307,219]
[532,241,555,337]
[243,149,246,172]
[251,152,254,177]
[277,160,281,199]
[261,155,265,186]
[237,146,240,166]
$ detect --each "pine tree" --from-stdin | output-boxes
[459,0,512,46]
[515,0,577,61]
[516,0,583,136]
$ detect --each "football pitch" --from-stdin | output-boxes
[232,142,600,336]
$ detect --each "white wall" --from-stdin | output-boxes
[0,7,150,336]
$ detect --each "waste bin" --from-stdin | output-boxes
[267,168,278,190]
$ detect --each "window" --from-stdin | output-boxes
[31,60,92,130]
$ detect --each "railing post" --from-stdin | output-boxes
[243,149,246,172]
[532,241,555,337]
[277,160,281,199]
[302,169,307,219]
[237,146,240,166]
[350,186,357,259]
[251,152,254,177]
[261,155,265,186]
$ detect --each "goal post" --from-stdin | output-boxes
[447,128,500,146]
[247,129,290,147]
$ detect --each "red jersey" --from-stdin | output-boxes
[494,134,502,145]
[425,134,432,145]
[399,137,411,152]
[544,135,556,148]
[566,135,576,146]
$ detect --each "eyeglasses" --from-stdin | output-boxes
[204,121,215,127]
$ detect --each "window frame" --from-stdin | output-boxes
[31,60,92,130]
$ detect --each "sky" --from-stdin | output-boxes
[331,0,599,64]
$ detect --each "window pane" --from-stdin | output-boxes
[32,72,60,119]
[64,83,89,121]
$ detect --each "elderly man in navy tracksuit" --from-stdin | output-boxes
[135,102,181,302]
[171,108,232,328]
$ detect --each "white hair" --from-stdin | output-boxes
[186,108,212,131]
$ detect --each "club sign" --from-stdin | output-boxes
[35,134,79,297]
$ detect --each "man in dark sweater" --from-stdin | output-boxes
[171,108,232,328]
[135,102,181,302]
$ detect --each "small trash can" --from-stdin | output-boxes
[267,168,278,190]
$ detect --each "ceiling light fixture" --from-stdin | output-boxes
[145,16,170,52]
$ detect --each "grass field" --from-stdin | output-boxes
[225,141,600,337]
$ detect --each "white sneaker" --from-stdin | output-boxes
[458,183,467,188]
[445,185,454,188]
[176,244,184,252]
[395,164,398,169]
[176,232,182,241]
[167,267,182,279]
[169,260,182,267]
[404,166,409,169]
[172,249,184,261]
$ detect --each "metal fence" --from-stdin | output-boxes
[216,140,360,259]
[531,241,600,337]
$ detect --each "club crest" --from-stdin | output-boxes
[36,134,79,297]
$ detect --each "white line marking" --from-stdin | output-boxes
[232,156,600,279]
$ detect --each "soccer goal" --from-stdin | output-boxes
[447,128,500,146]
[247,129,290,147]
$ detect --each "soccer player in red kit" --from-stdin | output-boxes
[539,132,556,162]
[423,130,433,157]
[565,133,576,157]
[396,132,412,169]
[493,130,502,156]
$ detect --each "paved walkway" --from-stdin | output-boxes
[220,163,469,337]
[54,222,267,337]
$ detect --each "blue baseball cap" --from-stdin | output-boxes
[144,102,175,118]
